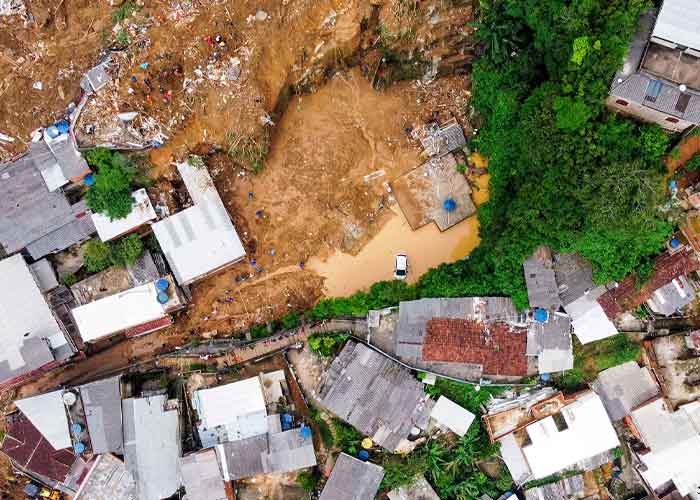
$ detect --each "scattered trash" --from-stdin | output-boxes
[322,10,337,29]
[364,169,386,183]
[32,81,43,91]
[0,0,25,17]
[118,112,139,122]
[260,113,274,126]
[0,133,15,143]
[255,209,264,218]
[139,62,149,70]
[248,192,254,200]
[247,10,269,23]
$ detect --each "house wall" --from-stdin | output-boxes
[606,96,694,133]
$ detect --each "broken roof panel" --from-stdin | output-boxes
[316,341,434,451]
[73,454,136,500]
[592,362,660,421]
[91,188,156,242]
[430,396,476,436]
[646,275,695,316]
[122,395,180,500]
[79,376,124,454]
[181,449,227,500]
[15,390,71,450]
[564,287,618,345]
[553,253,595,307]
[319,453,385,500]
[0,254,67,385]
[152,161,245,285]
[524,247,561,310]
[45,134,90,181]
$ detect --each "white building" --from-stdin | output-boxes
[91,188,156,242]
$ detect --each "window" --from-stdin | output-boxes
[676,93,691,113]
[553,412,569,432]
[645,80,663,103]
[615,99,629,106]
[666,117,680,124]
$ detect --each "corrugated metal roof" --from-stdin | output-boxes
[592,362,660,421]
[646,275,695,315]
[316,341,434,452]
[652,0,700,51]
[73,454,136,500]
[26,200,96,260]
[30,259,59,292]
[15,390,72,450]
[0,254,66,384]
[79,376,124,454]
[180,450,227,500]
[91,189,156,242]
[553,253,595,307]
[122,395,181,500]
[524,247,561,310]
[152,161,245,285]
[319,453,384,500]
[430,396,476,437]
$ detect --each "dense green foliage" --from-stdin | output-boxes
[83,234,145,273]
[296,469,320,492]
[556,333,641,390]
[308,332,350,357]
[85,148,137,220]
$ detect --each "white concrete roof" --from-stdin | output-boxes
[631,399,700,496]
[152,161,245,285]
[652,0,700,51]
[91,188,156,242]
[0,254,66,381]
[564,293,618,344]
[15,390,72,450]
[71,281,167,342]
[193,376,268,444]
[430,396,476,437]
[522,392,619,479]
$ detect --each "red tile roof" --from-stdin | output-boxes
[124,316,172,338]
[0,412,77,484]
[422,319,528,376]
[597,249,700,318]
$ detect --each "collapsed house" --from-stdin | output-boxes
[152,160,246,286]
[122,394,181,500]
[316,341,435,452]
[608,0,700,132]
[484,389,619,485]
[645,331,700,405]
[628,398,700,499]
[318,453,385,500]
[0,254,76,390]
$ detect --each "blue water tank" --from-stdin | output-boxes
[300,426,312,439]
[55,120,70,134]
[74,442,86,454]
[46,125,60,139]
[157,291,169,304]
[71,423,83,434]
[671,238,681,249]
[540,372,551,381]
[443,198,457,212]
[84,173,96,186]
[24,484,40,496]
[357,450,369,461]
[669,180,678,190]
[534,308,549,323]
[156,278,170,291]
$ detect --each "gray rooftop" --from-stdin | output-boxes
[122,395,181,500]
[0,149,75,254]
[216,428,316,481]
[180,449,227,500]
[527,314,573,373]
[316,341,434,451]
[420,120,467,158]
[592,362,660,421]
[652,0,700,52]
[79,376,124,454]
[26,199,95,260]
[74,454,136,500]
[319,453,385,500]
[646,275,696,316]
[524,247,561,310]
[553,253,595,307]
[395,297,520,360]
[45,135,90,180]
[29,259,59,293]
[524,474,585,500]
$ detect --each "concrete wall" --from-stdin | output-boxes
[606,96,694,133]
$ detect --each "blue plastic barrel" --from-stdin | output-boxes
[84,173,95,186]
[157,291,169,304]
[443,198,457,212]
[24,484,40,496]
[74,442,86,454]
[300,426,312,439]
[540,373,551,381]
[357,450,369,461]
[671,238,681,249]
[55,120,70,134]
[534,308,549,323]
[156,278,170,291]
[46,125,60,139]
[71,423,83,434]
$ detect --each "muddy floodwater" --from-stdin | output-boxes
[310,174,489,296]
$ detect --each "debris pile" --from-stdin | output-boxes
[0,0,24,17]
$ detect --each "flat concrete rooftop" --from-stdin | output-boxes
[642,43,700,90]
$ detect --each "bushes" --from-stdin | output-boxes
[85,148,137,220]
[308,332,349,357]
[83,234,145,273]
[296,470,320,492]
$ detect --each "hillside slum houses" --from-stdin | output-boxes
[0,152,246,386]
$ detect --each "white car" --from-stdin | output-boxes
[394,254,408,280]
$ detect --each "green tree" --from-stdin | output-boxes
[110,234,145,267]
[85,148,136,220]
[84,239,113,273]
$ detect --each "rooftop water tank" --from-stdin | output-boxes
[74,442,86,454]
[534,308,549,323]
[357,450,369,461]
[157,291,169,304]
[300,426,312,439]
[62,391,77,406]
[46,125,60,139]
[156,278,170,291]
[362,437,374,449]
[443,198,457,212]
[55,120,70,134]
[540,373,551,382]
[84,173,96,186]
[71,423,83,434]
[671,238,681,249]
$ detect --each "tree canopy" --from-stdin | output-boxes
[84,148,137,220]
